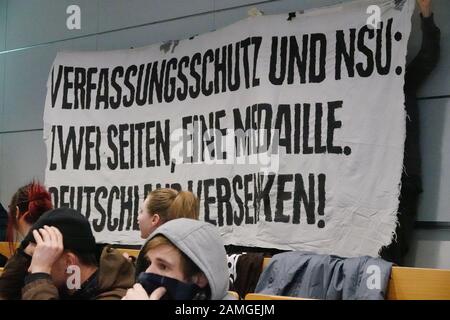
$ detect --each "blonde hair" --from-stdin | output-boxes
[146,234,173,251]
[146,188,199,222]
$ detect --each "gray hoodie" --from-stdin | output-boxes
[143,218,231,300]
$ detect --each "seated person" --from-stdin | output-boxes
[137,188,199,240]
[0,181,53,300]
[21,207,135,300]
[122,218,234,300]
[135,188,199,276]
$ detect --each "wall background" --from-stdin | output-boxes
[0,0,448,268]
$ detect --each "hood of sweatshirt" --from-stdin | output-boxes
[142,218,229,300]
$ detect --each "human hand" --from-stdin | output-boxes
[417,0,432,18]
[122,252,132,261]
[148,286,167,300]
[28,226,64,274]
[121,283,166,300]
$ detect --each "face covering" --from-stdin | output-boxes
[137,272,204,300]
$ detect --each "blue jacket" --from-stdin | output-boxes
[255,251,392,300]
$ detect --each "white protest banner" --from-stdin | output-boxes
[44,0,414,257]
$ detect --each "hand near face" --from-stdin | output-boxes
[148,286,167,300]
[28,226,64,274]
[121,283,167,300]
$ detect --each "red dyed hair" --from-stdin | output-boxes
[6,181,53,254]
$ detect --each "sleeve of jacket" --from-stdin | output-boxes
[96,288,127,300]
[22,273,60,300]
[0,249,32,300]
[405,14,441,94]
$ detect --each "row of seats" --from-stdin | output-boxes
[244,265,450,300]
[113,247,450,300]
[2,242,450,300]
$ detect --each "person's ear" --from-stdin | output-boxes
[65,252,78,269]
[15,206,20,220]
[191,273,208,288]
[151,213,161,226]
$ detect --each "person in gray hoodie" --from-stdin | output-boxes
[122,218,233,300]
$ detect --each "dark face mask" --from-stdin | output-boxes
[137,272,204,300]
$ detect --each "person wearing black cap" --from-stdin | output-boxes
[20,207,135,300]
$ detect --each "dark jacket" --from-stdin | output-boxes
[0,248,32,300]
[380,13,441,266]
[135,248,148,279]
[403,14,441,192]
[228,253,264,299]
[21,246,135,300]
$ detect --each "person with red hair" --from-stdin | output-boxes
[0,181,53,300]
[5,181,53,249]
